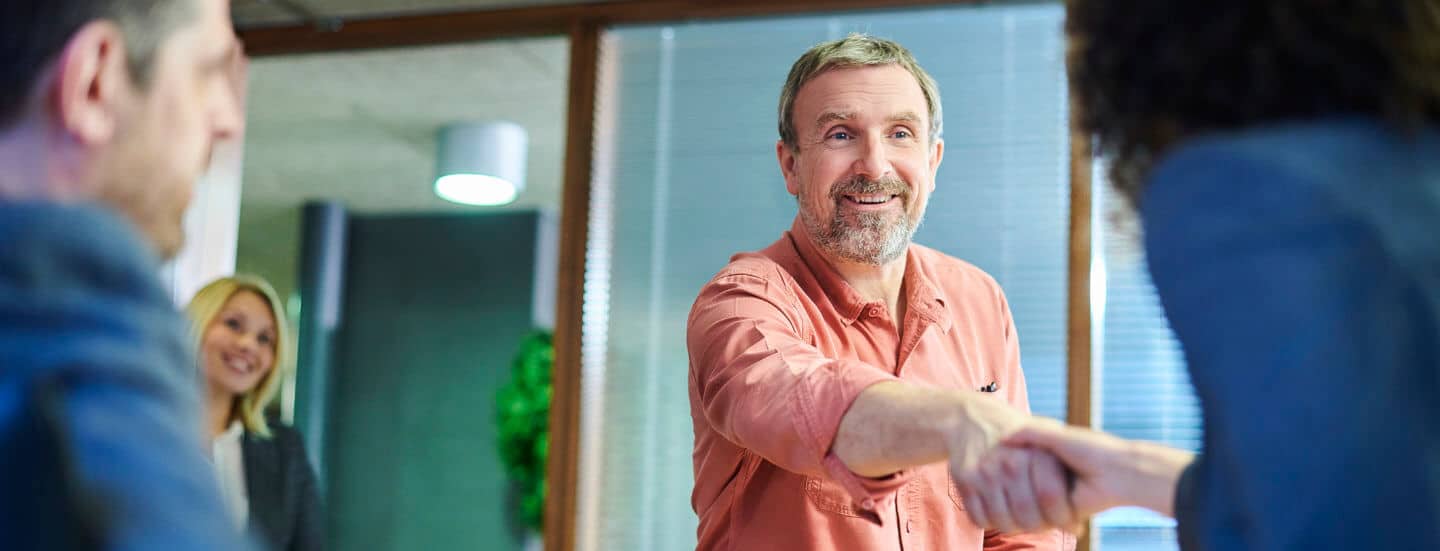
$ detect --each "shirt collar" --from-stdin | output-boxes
[218,420,245,444]
[902,248,952,333]
[786,217,950,330]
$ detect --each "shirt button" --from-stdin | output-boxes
[860,498,876,510]
[866,306,881,318]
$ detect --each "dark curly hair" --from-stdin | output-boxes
[1067,0,1440,203]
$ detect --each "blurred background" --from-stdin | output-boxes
[160,1,1204,549]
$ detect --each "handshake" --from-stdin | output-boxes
[947,395,1195,535]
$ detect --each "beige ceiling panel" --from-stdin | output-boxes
[241,37,568,214]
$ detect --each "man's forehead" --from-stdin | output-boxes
[173,0,233,38]
[812,109,922,126]
[808,64,923,90]
[799,66,926,108]
[169,5,239,59]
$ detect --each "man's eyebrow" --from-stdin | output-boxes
[889,111,922,123]
[814,111,854,131]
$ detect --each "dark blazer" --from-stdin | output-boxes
[243,422,325,551]
[1142,118,1440,550]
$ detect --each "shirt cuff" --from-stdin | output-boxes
[1174,457,1201,549]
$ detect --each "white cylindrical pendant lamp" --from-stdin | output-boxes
[434,121,528,206]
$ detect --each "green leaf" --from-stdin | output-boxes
[494,329,553,531]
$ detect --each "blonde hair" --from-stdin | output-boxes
[186,274,292,438]
[778,33,943,152]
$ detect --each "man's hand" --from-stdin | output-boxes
[942,392,1030,474]
[944,395,1079,533]
[952,445,1077,533]
[954,418,1197,532]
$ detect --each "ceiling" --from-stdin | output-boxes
[240,38,569,214]
[235,35,570,301]
[232,0,622,28]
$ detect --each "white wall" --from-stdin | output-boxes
[160,57,249,306]
[161,138,244,306]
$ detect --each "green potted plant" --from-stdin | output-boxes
[496,330,552,548]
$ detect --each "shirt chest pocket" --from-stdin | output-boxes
[946,473,968,511]
[804,471,968,519]
[803,476,868,518]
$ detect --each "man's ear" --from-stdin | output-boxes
[928,138,944,193]
[777,139,800,196]
[50,21,131,146]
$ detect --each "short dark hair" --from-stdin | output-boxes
[0,0,196,130]
[1067,0,1440,203]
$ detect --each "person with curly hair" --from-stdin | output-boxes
[953,1,1440,549]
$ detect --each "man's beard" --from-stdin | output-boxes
[799,174,921,266]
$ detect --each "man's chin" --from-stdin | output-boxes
[121,212,186,261]
[153,226,186,261]
[827,235,909,265]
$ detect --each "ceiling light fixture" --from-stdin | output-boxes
[434,121,527,206]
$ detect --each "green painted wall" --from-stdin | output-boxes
[328,211,537,551]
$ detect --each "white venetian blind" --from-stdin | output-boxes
[1092,169,1203,550]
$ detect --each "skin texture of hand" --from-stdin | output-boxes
[956,418,1196,532]
[945,396,1079,533]
[952,445,1077,534]
[942,392,1032,474]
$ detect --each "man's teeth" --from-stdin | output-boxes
[848,195,892,204]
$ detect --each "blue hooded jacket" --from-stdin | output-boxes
[0,202,251,551]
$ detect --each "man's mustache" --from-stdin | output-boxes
[829,175,909,201]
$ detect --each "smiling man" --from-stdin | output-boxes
[686,35,1075,550]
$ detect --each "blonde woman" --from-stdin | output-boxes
[187,275,324,551]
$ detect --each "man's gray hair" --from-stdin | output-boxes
[778,34,943,151]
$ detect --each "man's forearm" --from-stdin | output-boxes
[833,381,1024,477]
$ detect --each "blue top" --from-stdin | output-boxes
[0,202,252,551]
[1142,118,1440,550]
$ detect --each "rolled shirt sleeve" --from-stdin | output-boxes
[688,270,910,509]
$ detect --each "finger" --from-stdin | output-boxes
[1030,450,1077,528]
[960,485,992,529]
[1000,452,1045,531]
[1001,419,1070,448]
[979,455,1018,533]
[958,463,1001,529]
[1004,421,1096,475]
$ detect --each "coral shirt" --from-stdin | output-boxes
[687,219,1074,551]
